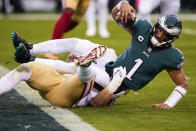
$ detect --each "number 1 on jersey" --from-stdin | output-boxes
[126,58,143,80]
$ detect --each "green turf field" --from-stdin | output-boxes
[0,16,196,131]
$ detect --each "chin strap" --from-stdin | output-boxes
[151,36,173,48]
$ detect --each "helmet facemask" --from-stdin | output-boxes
[150,15,182,48]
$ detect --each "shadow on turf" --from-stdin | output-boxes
[0,90,70,131]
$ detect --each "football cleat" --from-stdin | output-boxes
[74,45,107,66]
[11,32,33,49]
[14,43,36,63]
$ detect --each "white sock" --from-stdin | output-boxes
[77,65,96,82]
[93,66,110,88]
[0,63,31,95]
[35,58,77,74]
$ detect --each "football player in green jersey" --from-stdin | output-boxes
[7,1,188,109]
[92,1,188,109]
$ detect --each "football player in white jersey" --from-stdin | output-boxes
[0,31,128,108]
[0,33,128,107]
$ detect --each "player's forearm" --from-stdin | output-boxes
[30,38,79,55]
[164,85,188,108]
[92,67,127,107]
[164,69,189,108]
[91,88,113,107]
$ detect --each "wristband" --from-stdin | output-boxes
[116,0,129,10]
[107,75,123,93]
[164,86,187,108]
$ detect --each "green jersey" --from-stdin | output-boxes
[105,19,184,91]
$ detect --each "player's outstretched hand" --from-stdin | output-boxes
[152,103,171,109]
[119,2,136,23]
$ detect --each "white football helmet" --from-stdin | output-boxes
[150,15,182,47]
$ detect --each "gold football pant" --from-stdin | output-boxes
[27,62,94,108]
[62,0,90,22]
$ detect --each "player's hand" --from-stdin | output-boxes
[118,2,136,23]
[152,103,171,109]
[113,66,127,81]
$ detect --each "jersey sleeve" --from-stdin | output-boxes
[168,48,184,69]
[132,19,152,34]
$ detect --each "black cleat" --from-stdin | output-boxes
[11,32,33,49]
[14,43,36,63]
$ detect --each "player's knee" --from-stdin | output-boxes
[16,63,31,72]
[15,63,32,81]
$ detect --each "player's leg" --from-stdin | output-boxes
[35,58,77,75]
[71,0,90,24]
[11,32,99,57]
[13,38,111,76]
[161,0,180,16]
[44,65,97,108]
[40,45,107,107]
[30,38,99,56]
[13,43,77,75]
[0,63,31,95]
[97,0,110,38]
[85,0,96,37]
[51,0,80,39]
[47,0,81,60]
[25,62,76,107]
[26,62,67,92]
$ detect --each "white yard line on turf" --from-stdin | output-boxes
[183,28,196,35]
[0,66,98,131]
[1,13,196,21]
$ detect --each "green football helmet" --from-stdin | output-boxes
[150,15,182,47]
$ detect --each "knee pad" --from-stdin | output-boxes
[15,63,32,81]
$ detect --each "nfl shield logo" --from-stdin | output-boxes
[147,47,152,52]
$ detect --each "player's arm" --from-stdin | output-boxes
[91,67,127,107]
[152,69,188,109]
[111,0,136,35]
